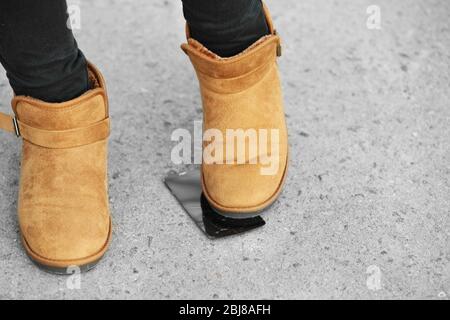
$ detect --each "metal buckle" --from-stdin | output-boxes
[276,44,282,57]
[12,117,20,137]
[273,29,282,57]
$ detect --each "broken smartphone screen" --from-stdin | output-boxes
[164,169,265,239]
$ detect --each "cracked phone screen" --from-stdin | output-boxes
[165,169,265,239]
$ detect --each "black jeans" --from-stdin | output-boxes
[0,0,268,103]
[182,0,269,57]
[0,0,89,103]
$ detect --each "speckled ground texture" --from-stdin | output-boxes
[0,0,449,300]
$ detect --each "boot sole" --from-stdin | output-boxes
[202,155,289,219]
[21,219,112,275]
[209,201,277,219]
[29,257,103,275]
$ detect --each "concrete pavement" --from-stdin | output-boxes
[0,0,449,299]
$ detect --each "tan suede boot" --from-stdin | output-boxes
[0,62,111,273]
[181,4,289,217]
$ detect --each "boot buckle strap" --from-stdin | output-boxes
[18,117,111,149]
[1,113,110,149]
[0,112,21,136]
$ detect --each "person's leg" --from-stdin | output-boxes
[180,2,288,218]
[0,0,111,273]
[182,0,269,57]
[0,0,89,102]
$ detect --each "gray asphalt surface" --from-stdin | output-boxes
[0,0,449,299]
